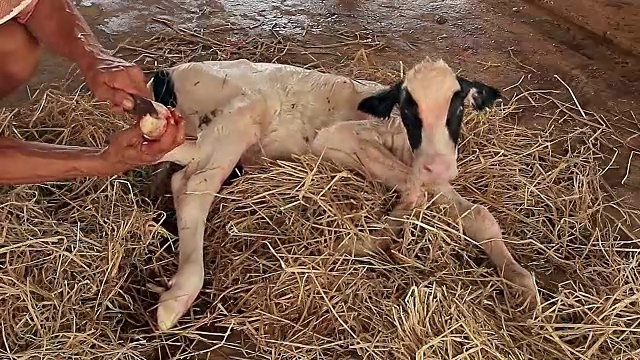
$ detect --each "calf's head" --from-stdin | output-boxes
[357,58,500,185]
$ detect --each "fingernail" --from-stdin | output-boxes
[123,98,134,110]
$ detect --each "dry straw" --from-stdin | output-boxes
[1,21,639,360]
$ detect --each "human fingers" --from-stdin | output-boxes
[168,108,184,126]
[102,126,154,167]
[108,66,151,98]
[110,89,135,112]
[110,104,126,113]
[111,125,146,150]
[143,120,184,155]
[129,70,152,98]
[173,114,186,143]
[88,78,131,114]
[142,118,185,155]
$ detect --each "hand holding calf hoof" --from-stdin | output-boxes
[157,265,204,331]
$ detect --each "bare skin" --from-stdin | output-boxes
[0,118,185,185]
[0,0,185,184]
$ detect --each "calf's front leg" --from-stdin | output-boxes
[312,121,537,301]
[312,121,411,254]
[443,188,537,300]
[393,185,537,300]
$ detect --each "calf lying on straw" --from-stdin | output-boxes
[147,57,538,330]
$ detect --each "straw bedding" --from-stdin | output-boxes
[1,25,639,360]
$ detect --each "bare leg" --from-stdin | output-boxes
[0,20,41,99]
[156,111,261,330]
[156,166,217,330]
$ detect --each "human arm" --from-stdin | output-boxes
[0,116,185,185]
[22,0,149,112]
[0,138,116,185]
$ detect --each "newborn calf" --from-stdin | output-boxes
[149,57,537,330]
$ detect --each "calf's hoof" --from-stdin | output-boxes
[156,269,204,331]
[503,263,538,306]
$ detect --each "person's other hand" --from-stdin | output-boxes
[101,109,186,172]
[82,54,150,113]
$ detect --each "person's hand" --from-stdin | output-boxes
[82,53,150,113]
[100,110,186,172]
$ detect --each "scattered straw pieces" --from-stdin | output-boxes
[1,25,639,360]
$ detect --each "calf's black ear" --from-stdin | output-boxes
[357,82,403,119]
[151,69,178,108]
[457,76,501,112]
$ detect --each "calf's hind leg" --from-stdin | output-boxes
[157,158,254,329]
[156,110,262,331]
[156,167,215,331]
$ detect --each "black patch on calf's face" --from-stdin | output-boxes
[356,76,498,152]
[357,82,402,119]
[445,76,501,145]
[357,82,423,151]
[399,81,494,150]
[398,90,423,151]
[446,90,465,145]
[152,70,178,108]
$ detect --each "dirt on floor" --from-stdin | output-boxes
[524,0,640,58]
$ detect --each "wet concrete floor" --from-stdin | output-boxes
[6,0,639,114]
